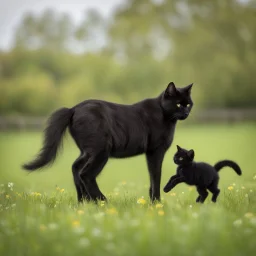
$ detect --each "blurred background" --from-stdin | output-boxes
[0,0,255,126]
[0,0,255,192]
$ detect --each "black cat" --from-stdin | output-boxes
[163,145,242,203]
[23,82,193,203]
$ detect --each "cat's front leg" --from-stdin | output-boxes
[170,174,180,182]
[163,174,179,192]
[163,176,185,192]
[146,148,166,202]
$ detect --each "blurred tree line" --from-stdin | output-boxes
[0,0,255,116]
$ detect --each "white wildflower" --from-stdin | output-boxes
[92,228,102,237]
[192,212,198,219]
[181,224,189,232]
[79,238,90,247]
[233,219,243,227]
[130,219,140,227]
[250,218,256,227]
[8,182,14,191]
[73,227,85,234]
[105,242,115,251]
[48,223,58,230]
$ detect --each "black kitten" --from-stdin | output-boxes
[23,82,193,203]
[163,145,242,203]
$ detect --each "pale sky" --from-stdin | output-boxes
[0,0,125,50]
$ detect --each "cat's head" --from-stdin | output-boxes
[161,82,193,120]
[174,145,194,165]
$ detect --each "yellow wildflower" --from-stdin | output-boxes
[106,208,118,215]
[40,224,47,231]
[60,189,65,193]
[30,192,41,196]
[56,186,60,191]
[72,220,80,227]
[137,197,146,205]
[244,212,254,219]
[158,210,165,216]
[5,194,10,199]
[228,186,234,191]
[155,203,164,209]
[77,210,84,215]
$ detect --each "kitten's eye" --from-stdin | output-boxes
[179,157,183,161]
[176,103,181,108]
[187,104,190,107]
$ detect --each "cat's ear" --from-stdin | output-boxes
[184,83,193,94]
[176,145,182,151]
[165,82,177,97]
[187,149,194,160]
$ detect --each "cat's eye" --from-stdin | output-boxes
[187,104,190,107]
[176,103,181,108]
[179,157,183,161]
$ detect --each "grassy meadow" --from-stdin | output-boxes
[0,123,255,256]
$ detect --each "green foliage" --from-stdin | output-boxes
[0,0,255,116]
[0,124,256,256]
[0,70,57,115]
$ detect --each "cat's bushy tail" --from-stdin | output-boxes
[214,160,242,176]
[22,108,73,171]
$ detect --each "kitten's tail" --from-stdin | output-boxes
[214,160,242,176]
[22,107,74,171]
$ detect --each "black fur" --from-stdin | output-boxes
[214,160,241,174]
[22,82,194,203]
[163,145,242,203]
[23,108,73,170]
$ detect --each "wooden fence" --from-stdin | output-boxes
[0,109,255,130]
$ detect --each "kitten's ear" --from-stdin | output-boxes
[187,150,195,160]
[184,83,193,94]
[165,82,177,97]
[176,145,182,151]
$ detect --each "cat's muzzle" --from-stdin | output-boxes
[178,112,189,120]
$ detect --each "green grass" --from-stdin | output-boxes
[0,123,256,256]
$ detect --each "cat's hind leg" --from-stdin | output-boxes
[79,150,109,202]
[208,180,220,203]
[196,195,201,203]
[72,152,91,202]
[196,187,208,203]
